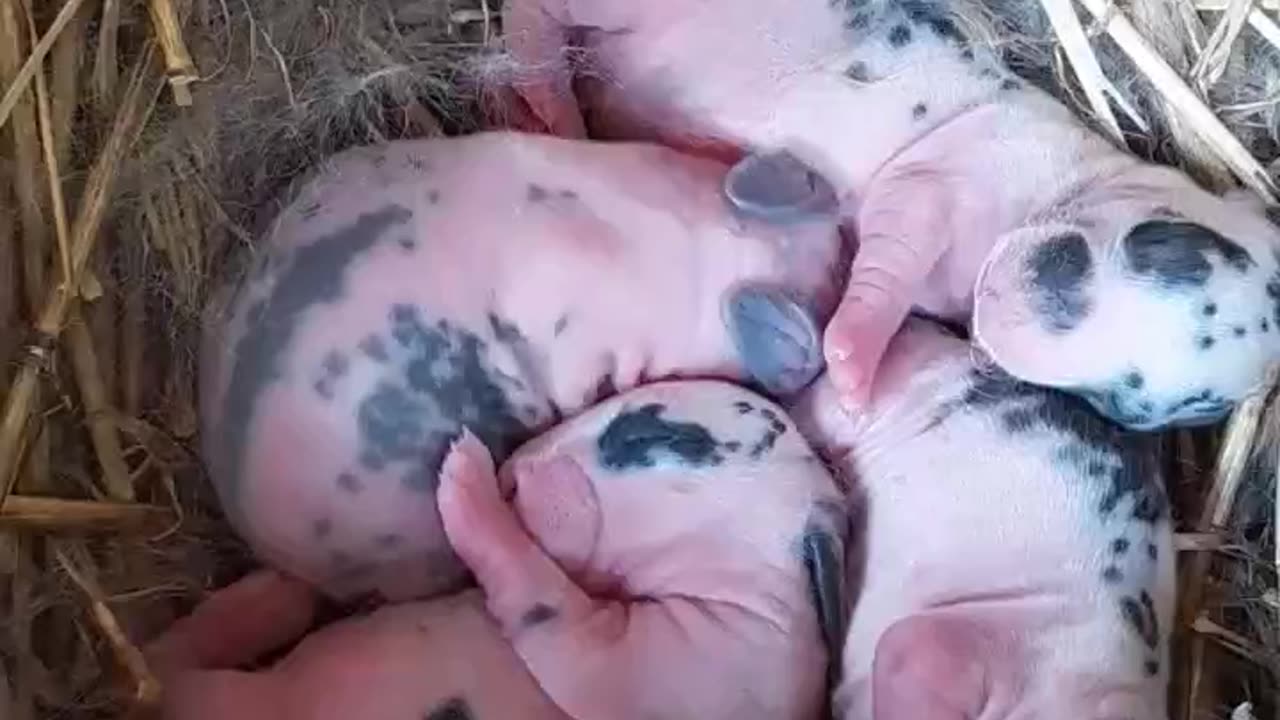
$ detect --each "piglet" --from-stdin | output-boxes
[143,569,567,720]
[200,131,845,602]
[788,318,1174,719]
[438,379,848,720]
[504,0,1280,429]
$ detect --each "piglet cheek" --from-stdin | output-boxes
[509,456,601,579]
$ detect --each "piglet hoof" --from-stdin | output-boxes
[724,284,825,398]
[722,149,840,224]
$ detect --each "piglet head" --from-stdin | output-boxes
[972,164,1280,430]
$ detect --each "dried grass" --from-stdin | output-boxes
[0,0,1276,717]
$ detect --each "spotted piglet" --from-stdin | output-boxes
[200,131,845,602]
[788,317,1174,719]
[437,380,848,720]
[504,0,1280,428]
[143,570,569,720]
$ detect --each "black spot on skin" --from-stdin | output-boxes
[845,61,872,82]
[300,202,323,220]
[1002,407,1036,433]
[888,24,912,47]
[1026,232,1094,333]
[426,189,441,204]
[424,697,474,720]
[598,403,720,471]
[407,155,428,172]
[1000,78,1020,91]
[759,407,779,423]
[1122,220,1255,290]
[370,303,528,490]
[1113,537,1130,555]
[1147,543,1158,561]
[521,603,558,628]
[960,47,975,62]
[218,206,414,500]
[734,400,754,414]
[724,440,742,452]
[1102,566,1123,583]
[962,373,1167,525]
[313,378,334,400]
[323,350,349,378]
[595,373,618,401]
[1203,302,1218,316]
[1124,372,1144,390]
[912,102,928,120]
[750,429,782,459]
[360,334,389,363]
[313,517,332,538]
[336,472,362,494]
[1262,319,1270,332]
[398,236,416,251]
[375,533,402,548]
[1198,335,1215,350]
[527,184,549,202]
[900,0,964,41]
[1145,659,1160,677]
[979,67,998,79]
[1120,591,1160,650]
[1234,326,1247,338]
[488,313,523,345]
[559,189,579,201]
[554,314,569,336]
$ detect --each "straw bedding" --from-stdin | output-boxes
[0,0,1275,717]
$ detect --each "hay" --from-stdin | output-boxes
[0,0,1275,717]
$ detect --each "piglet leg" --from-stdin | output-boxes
[823,167,953,410]
[143,570,315,720]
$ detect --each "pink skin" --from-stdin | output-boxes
[787,318,1176,720]
[502,0,1280,427]
[437,380,845,720]
[200,131,843,602]
[144,570,567,720]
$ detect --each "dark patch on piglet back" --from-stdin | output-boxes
[597,403,720,471]
[217,205,414,498]
[1025,232,1094,333]
[425,697,474,720]
[1122,220,1255,290]
[521,603,558,628]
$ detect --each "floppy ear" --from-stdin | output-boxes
[972,224,1114,387]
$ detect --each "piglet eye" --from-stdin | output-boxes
[1120,220,1254,289]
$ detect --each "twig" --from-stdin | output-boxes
[1189,0,1253,93]
[66,307,133,500]
[0,46,161,508]
[0,495,171,531]
[1175,532,1227,552]
[0,0,91,132]
[1041,0,1123,143]
[1191,615,1265,662]
[28,5,72,295]
[54,547,162,706]
[1074,0,1279,201]
[1247,7,1280,55]
[146,0,198,105]
[94,0,121,112]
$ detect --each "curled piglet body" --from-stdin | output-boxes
[200,131,845,602]
[789,318,1174,720]
[505,0,1280,429]
[438,380,849,720]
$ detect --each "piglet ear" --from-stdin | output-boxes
[871,614,991,720]
[972,225,1112,387]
